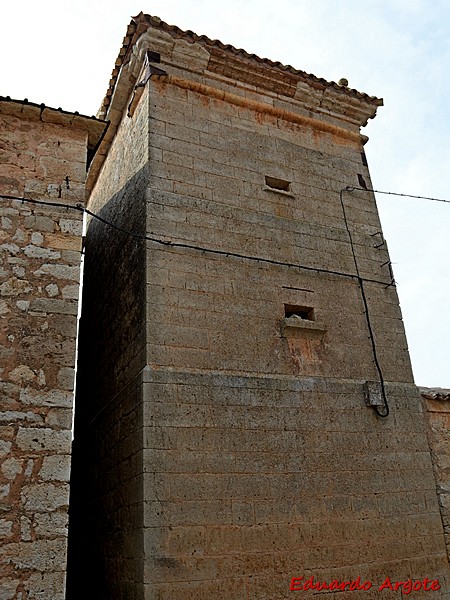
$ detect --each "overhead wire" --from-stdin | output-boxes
[340,187,390,418]
[352,186,450,205]
[3,184,448,422]
[1,193,392,287]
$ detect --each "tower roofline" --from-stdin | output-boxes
[88,13,384,195]
[98,12,383,121]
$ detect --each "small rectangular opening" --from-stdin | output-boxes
[284,304,315,321]
[265,176,291,192]
[146,50,161,63]
[361,152,368,167]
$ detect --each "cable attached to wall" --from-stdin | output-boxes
[3,186,443,421]
[339,187,389,418]
[0,193,392,288]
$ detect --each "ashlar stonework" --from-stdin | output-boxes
[421,388,450,562]
[1,13,449,600]
[68,13,450,600]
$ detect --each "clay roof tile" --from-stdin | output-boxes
[99,13,382,118]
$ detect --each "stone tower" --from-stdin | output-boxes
[69,13,449,599]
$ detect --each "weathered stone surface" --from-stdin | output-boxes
[0,411,43,424]
[1,539,68,571]
[0,519,13,537]
[45,283,59,297]
[34,511,69,537]
[31,232,44,246]
[421,388,450,562]
[45,408,73,430]
[29,298,78,315]
[21,515,32,541]
[19,388,73,408]
[15,428,72,453]
[59,219,83,236]
[1,457,23,479]
[56,367,75,390]
[70,17,449,600]
[39,455,71,482]
[0,440,12,456]
[0,578,20,600]
[9,365,38,383]
[23,244,61,259]
[0,277,32,296]
[61,284,79,300]
[33,263,80,281]
[27,571,66,600]
[0,101,99,599]
[21,483,69,511]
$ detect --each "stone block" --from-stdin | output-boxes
[23,245,61,259]
[0,411,43,424]
[0,278,32,296]
[0,440,12,456]
[0,519,13,538]
[0,579,20,600]
[9,365,40,384]
[19,388,73,408]
[34,511,69,538]
[33,263,80,281]
[15,428,71,454]
[39,455,71,482]
[23,215,55,232]
[45,409,73,429]
[29,298,78,315]
[1,457,23,479]
[2,539,68,572]
[46,233,82,251]
[21,482,69,512]
[26,571,67,600]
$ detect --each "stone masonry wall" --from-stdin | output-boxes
[421,389,450,562]
[67,87,149,599]
[70,19,450,599]
[0,104,101,600]
[139,71,450,599]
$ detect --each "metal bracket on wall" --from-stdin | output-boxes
[127,50,168,117]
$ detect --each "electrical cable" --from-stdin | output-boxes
[3,185,444,422]
[340,187,389,418]
[349,186,450,205]
[1,193,392,287]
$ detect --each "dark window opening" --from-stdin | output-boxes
[284,304,315,321]
[265,176,291,192]
[146,50,161,63]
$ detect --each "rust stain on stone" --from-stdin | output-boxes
[165,75,364,145]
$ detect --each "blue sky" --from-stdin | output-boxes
[2,0,449,386]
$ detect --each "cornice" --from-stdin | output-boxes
[99,12,382,123]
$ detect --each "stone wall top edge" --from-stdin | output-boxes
[420,386,450,401]
[89,19,381,194]
[102,27,380,130]
[99,13,382,121]
[0,97,107,151]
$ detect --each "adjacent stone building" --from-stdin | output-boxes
[68,13,450,600]
[421,388,450,562]
[0,98,106,599]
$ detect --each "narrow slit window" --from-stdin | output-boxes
[265,176,291,192]
[284,304,315,321]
